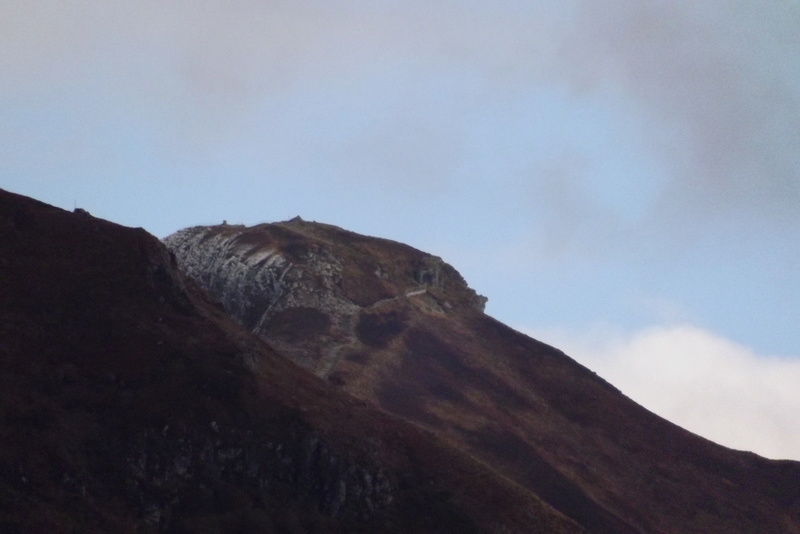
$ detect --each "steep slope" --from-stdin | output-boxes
[165,219,486,374]
[0,189,580,533]
[166,219,800,533]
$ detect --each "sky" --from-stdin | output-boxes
[2,1,799,460]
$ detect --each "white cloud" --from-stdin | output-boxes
[526,323,800,461]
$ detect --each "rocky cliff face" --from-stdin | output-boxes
[164,220,487,375]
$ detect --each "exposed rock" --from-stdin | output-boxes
[164,221,487,374]
[120,423,394,529]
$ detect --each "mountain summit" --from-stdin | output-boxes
[164,219,486,375]
[166,219,800,533]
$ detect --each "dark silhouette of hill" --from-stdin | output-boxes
[164,218,800,533]
[0,189,579,533]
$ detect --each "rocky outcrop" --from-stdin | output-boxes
[121,423,394,529]
[164,226,295,330]
[164,220,487,374]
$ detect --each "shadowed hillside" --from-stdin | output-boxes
[0,189,579,533]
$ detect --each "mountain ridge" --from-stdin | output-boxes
[0,188,577,533]
[165,219,800,533]
[165,220,487,375]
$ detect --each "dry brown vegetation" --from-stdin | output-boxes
[0,189,579,533]
[5,188,800,533]
[169,216,800,533]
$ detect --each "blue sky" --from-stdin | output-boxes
[3,1,799,460]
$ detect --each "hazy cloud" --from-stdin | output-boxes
[4,1,798,224]
[530,323,800,461]
[558,1,800,226]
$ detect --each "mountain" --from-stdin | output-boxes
[164,218,800,533]
[2,187,799,533]
[0,189,577,533]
